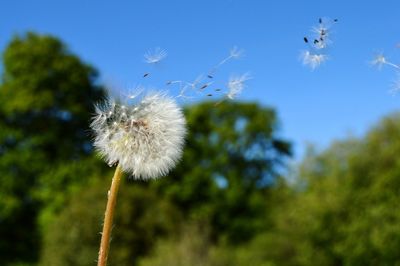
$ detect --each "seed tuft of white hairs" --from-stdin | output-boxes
[144,47,167,64]
[229,46,244,59]
[371,51,400,94]
[389,76,400,95]
[371,53,400,70]
[91,91,186,180]
[226,73,251,100]
[371,53,387,69]
[301,51,328,70]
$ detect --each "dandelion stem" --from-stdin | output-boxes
[97,164,123,266]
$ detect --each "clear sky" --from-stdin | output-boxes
[2,0,400,159]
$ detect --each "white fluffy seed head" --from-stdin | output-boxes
[91,92,186,180]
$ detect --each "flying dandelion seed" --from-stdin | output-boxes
[188,75,205,89]
[371,53,400,70]
[301,17,337,69]
[166,46,249,102]
[208,46,244,77]
[144,47,167,64]
[216,46,244,67]
[91,91,186,180]
[301,50,328,70]
[371,53,387,69]
[229,46,244,59]
[199,82,213,90]
[372,51,400,93]
[389,76,400,95]
[312,25,331,49]
[226,73,251,100]
[173,82,192,99]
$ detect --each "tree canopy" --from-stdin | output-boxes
[0,32,104,265]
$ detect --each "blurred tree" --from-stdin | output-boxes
[0,32,104,265]
[40,177,182,266]
[240,113,400,266]
[152,101,292,243]
[138,180,293,266]
[138,222,212,266]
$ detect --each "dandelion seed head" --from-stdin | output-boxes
[144,47,167,64]
[226,73,251,100]
[91,91,186,180]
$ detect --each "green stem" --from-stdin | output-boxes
[97,164,123,266]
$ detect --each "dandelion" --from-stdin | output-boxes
[371,53,400,70]
[91,91,186,180]
[93,91,186,266]
[217,46,243,67]
[229,46,244,59]
[144,47,167,64]
[371,50,400,93]
[94,45,248,266]
[208,46,244,77]
[301,50,328,70]
[371,53,387,69]
[226,73,251,100]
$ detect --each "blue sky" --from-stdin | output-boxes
[2,0,400,160]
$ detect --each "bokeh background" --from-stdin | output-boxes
[1,1,400,265]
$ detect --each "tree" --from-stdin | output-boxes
[0,32,104,265]
[152,101,292,243]
[246,113,400,266]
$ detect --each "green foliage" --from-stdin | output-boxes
[235,113,400,266]
[0,32,104,265]
[138,223,212,266]
[138,113,400,266]
[138,181,293,266]
[35,156,107,230]
[151,101,291,243]
[40,178,182,266]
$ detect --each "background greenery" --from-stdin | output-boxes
[1,33,399,266]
